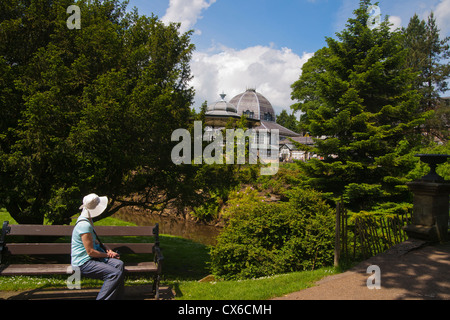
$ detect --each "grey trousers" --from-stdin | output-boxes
[79,258,125,300]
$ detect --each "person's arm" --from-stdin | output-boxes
[81,233,119,259]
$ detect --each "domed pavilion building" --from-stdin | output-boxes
[204,92,257,129]
[229,88,300,138]
[204,89,303,162]
[205,88,300,139]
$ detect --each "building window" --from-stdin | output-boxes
[264,113,273,121]
[244,110,254,119]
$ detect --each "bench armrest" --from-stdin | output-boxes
[153,246,164,264]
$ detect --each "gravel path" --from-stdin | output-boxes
[274,239,450,300]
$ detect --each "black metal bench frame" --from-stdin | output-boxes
[0,221,164,299]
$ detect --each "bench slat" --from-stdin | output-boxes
[8,225,73,236]
[0,262,158,276]
[96,226,156,237]
[6,243,155,255]
[108,243,155,254]
[124,262,158,273]
[8,225,156,237]
[0,264,71,275]
[7,243,71,255]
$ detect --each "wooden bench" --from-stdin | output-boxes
[0,221,164,299]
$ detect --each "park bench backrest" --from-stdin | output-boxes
[0,221,159,260]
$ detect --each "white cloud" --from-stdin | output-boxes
[388,16,402,31]
[433,0,450,35]
[161,0,216,34]
[190,45,314,114]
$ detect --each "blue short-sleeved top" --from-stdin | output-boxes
[71,217,97,267]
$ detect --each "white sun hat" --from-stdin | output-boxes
[79,193,108,218]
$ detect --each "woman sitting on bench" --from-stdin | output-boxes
[71,193,124,300]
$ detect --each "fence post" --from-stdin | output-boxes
[341,202,348,259]
[334,202,341,267]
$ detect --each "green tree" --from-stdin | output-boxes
[290,0,432,211]
[404,13,450,111]
[194,100,208,122]
[276,109,299,133]
[403,13,450,142]
[0,0,201,224]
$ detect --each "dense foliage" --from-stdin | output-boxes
[0,0,204,224]
[210,188,335,280]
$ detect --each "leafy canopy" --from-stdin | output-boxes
[0,0,206,224]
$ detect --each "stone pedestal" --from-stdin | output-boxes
[404,154,450,243]
[404,180,450,242]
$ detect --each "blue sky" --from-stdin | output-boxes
[128,0,450,114]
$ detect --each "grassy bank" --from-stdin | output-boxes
[0,210,337,299]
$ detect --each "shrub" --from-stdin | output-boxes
[220,186,265,219]
[210,188,335,280]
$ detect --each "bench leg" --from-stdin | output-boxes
[153,274,160,300]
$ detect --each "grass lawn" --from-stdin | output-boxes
[0,209,338,299]
[170,269,336,300]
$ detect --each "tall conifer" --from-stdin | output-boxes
[291,1,432,211]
